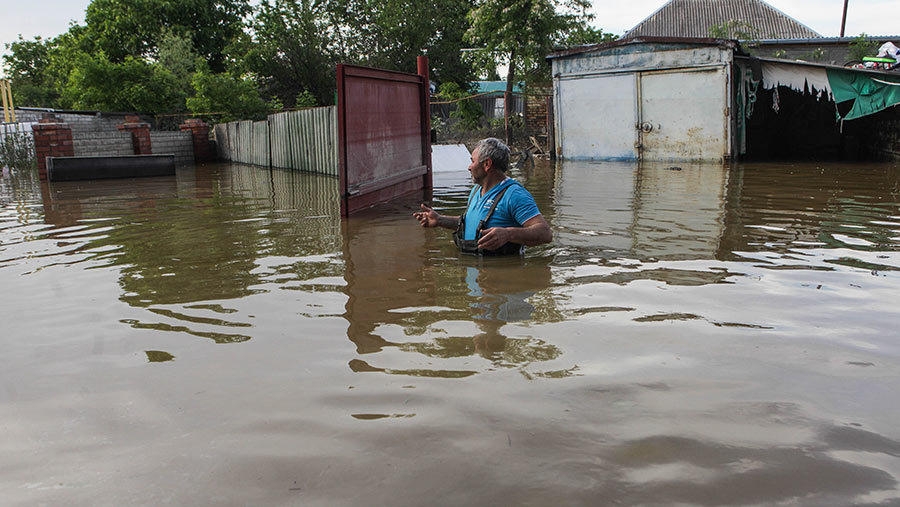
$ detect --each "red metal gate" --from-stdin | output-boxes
[337,58,432,216]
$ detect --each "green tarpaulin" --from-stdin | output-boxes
[826,68,900,120]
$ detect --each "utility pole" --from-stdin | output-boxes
[840,0,849,37]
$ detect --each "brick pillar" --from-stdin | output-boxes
[117,114,152,155]
[32,114,74,180]
[179,118,214,162]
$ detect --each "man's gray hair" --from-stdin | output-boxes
[475,137,510,173]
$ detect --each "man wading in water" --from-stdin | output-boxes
[413,137,552,255]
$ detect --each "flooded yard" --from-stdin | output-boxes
[1,157,899,505]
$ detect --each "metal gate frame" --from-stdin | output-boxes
[336,58,432,216]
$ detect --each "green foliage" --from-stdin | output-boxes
[60,53,186,114]
[245,0,337,107]
[156,29,202,99]
[437,81,483,130]
[156,29,200,80]
[1,0,602,124]
[849,33,879,62]
[808,48,825,61]
[83,0,251,71]
[186,68,269,121]
[2,36,60,107]
[465,0,596,88]
[330,0,476,86]
[295,90,317,108]
[708,20,761,43]
[1,1,249,111]
[558,25,618,47]
[244,0,477,108]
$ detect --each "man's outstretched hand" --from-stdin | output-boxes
[413,204,440,228]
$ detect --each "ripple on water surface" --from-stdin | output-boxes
[1,160,899,505]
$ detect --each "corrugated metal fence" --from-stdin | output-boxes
[214,106,338,176]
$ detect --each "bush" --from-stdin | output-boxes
[0,128,35,170]
[437,82,483,131]
[849,34,879,62]
[187,70,270,122]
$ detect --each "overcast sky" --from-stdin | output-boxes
[2,0,897,62]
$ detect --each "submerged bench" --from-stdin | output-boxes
[47,154,176,182]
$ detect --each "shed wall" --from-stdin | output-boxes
[552,44,734,162]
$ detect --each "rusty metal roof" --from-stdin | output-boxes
[624,0,821,39]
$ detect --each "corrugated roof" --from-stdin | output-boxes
[625,0,821,39]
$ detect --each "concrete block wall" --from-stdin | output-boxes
[15,110,137,133]
[64,114,123,133]
[757,37,898,67]
[151,131,195,166]
[15,109,199,163]
[73,131,134,157]
[755,44,851,66]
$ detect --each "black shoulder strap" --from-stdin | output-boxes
[476,184,510,236]
[484,185,509,220]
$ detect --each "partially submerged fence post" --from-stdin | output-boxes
[117,115,153,155]
[180,118,215,162]
[32,114,74,180]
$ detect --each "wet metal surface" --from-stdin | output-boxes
[1,159,899,505]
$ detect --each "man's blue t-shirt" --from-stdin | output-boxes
[462,178,541,241]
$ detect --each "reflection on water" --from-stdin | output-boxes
[2,159,899,505]
[342,203,563,378]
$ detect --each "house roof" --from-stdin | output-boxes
[624,0,821,40]
[474,81,523,94]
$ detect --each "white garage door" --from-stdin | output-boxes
[555,66,731,162]
[556,73,638,160]
[638,67,730,162]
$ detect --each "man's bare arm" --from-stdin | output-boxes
[413,204,460,230]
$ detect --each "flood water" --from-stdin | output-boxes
[2,157,899,506]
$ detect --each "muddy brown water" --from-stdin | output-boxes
[1,159,899,506]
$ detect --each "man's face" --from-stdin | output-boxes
[468,148,487,184]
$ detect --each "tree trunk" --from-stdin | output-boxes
[504,48,517,145]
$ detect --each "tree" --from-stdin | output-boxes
[848,33,879,62]
[466,0,600,142]
[1,36,59,107]
[326,0,476,86]
[438,81,483,130]
[245,0,338,107]
[60,53,186,114]
[560,24,618,47]
[708,20,762,50]
[244,0,476,108]
[156,29,203,99]
[83,0,251,71]
[186,68,270,121]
